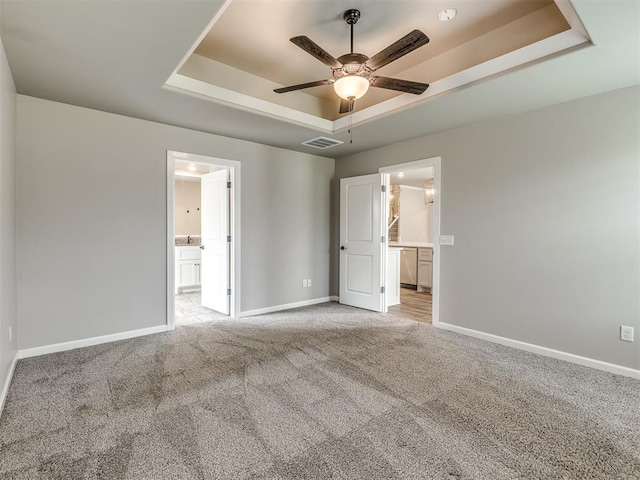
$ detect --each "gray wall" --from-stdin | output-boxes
[335,86,640,370]
[17,96,334,350]
[0,35,17,396]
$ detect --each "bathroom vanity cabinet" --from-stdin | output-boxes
[175,245,201,293]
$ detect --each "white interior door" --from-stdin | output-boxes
[200,169,230,314]
[339,173,385,311]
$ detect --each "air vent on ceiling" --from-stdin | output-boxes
[301,136,344,149]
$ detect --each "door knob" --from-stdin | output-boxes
[340,246,346,251]
[200,245,205,250]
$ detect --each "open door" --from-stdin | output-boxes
[200,169,230,314]
[339,173,385,311]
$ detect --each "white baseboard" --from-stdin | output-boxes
[238,296,334,317]
[437,322,640,380]
[330,296,339,302]
[17,325,169,359]
[0,353,18,417]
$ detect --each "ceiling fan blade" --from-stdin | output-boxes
[370,76,429,95]
[365,30,430,71]
[339,98,354,114]
[274,79,332,94]
[290,36,342,69]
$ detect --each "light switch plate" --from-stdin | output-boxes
[440,235,455,246]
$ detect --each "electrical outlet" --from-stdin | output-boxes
[302,279,307,288]
[439,235,455,246]
[620,326,634,342]
[307,279,312,287]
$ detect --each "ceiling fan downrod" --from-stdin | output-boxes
[343,9,360,55]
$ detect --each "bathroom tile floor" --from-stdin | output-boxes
[175,291,227,326]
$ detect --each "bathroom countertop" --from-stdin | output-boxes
[175,235,201,246]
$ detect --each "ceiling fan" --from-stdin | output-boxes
[274,9,430,114]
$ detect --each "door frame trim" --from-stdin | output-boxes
[167,151,241,329]
[379,156,441,325]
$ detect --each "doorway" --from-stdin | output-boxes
[166,151,241,329]
[337,156,440,325]
[381,157,441,325]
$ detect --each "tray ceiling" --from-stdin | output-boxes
[166,0,585,130]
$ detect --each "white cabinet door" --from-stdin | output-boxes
[178,261,198,288]
[175,246,201,293]
[418,261,433,288]
[339,173,384,312]
[400,248,417,285]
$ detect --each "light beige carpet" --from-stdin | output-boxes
[1,302,638,479]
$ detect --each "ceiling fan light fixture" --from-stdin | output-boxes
[333,75,370,100]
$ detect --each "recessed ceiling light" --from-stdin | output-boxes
[398,172,404,177]
[438,8,458,21]
[188,163,196,171]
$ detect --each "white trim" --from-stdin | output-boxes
[330,296,339,302]
[381,173,390,313]
[238,297,334,317]
[437,322,640,380]
[554,0,590,39]
[17,326,169,360]
[0,353,18,416]
[167,151,241,326]
[380,157,441,326]
[167,153,176,330]
[164,74,334,133]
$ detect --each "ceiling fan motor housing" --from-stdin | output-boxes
[343,9,361,25]
[333,53,370,80]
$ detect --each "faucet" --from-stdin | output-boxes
[187,235,191,245]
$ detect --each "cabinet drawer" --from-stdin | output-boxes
[418,261,432,288]
[418,248,433,261]
[176,246,201,260]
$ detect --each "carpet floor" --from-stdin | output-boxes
[0,302,638,479]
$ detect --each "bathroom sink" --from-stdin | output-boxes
[175,236,201,246]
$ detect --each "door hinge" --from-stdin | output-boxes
[227,288,231,296]
[227,181,231,188]
[381,236,386,243]
[381,185,386,193]
[227,235,231,242]
[380,286,385,294]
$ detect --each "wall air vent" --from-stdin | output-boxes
[301,136,344,149]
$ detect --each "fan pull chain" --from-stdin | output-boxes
[348,113,353,144]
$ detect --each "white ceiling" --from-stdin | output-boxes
[1,1,638,159]
[390,167,434,188]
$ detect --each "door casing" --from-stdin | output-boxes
[379,157,441,324]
